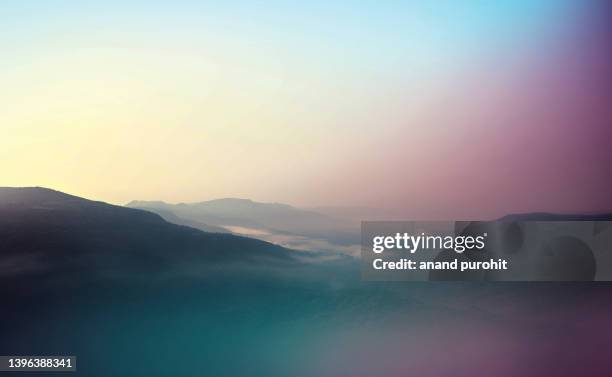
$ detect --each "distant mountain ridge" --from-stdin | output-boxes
[127,198,342,231]
[127,198,360,253]
[0,187,303,289]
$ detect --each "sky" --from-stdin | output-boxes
[2,0,611,218]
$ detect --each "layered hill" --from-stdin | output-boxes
[127,198,359,253]
[0,187,301,289]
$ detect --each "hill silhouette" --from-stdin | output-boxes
[0,187,302,291]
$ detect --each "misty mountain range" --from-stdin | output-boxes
[126,197,612,257]
[0,187,347,293]
[3,186,609,288]
[3,187,610,286]
[0,187,363,377]
[127,198,361,254]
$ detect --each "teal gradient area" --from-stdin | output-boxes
[4,278,612,376]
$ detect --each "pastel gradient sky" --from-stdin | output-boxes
[2,1,611,218]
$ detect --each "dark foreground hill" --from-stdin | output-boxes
[0,187,310,292]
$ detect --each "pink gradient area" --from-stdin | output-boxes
[312,3,612,220]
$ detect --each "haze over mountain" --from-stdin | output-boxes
[0,187,317,291]
[132,205,230,234]
[127,198,361,254]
